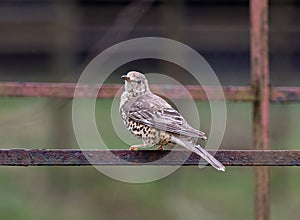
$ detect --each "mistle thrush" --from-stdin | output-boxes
[119,71,225,171]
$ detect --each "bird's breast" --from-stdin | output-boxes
[125,119,144,138]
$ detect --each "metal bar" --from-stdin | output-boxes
[0,82,300,102]
[270,87,300,102]
[1,149,300,166]
[0,82,253,100]
[250,0,270,220]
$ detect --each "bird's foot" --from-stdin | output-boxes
[129,144,149,151]
[129,146,138,151]
[157,145,164,150]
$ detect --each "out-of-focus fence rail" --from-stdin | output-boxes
[0,82,300,102]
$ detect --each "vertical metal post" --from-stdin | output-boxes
[250,0,270,220]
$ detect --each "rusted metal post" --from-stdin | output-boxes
[250,0,270,220]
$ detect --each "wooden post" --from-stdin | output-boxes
[250,0,270,220]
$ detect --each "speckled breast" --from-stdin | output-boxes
[120,108,172,146]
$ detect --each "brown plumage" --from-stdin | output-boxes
[120,71,225,171]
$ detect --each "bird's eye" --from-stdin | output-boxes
[137,80,142,84]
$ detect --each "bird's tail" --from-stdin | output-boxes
[171,136,225,171]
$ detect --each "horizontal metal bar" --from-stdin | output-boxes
[0,82,252,101]
[271,87,300,102]
[1,149,300,166]
[0,82,299,102]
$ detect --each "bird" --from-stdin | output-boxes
[119,71,225,171]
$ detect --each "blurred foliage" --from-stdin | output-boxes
[0,98,299,220]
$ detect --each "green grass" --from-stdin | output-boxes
[0,98,299,220]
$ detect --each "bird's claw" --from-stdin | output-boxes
[129,146,138,151]
[157,145,164,150]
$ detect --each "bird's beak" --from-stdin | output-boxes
[121,75,131,81]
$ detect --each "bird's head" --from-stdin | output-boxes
[121,71,150,96]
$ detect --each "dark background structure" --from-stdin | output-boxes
[1,0,299,85]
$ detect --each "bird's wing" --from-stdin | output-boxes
[122,93,206,139]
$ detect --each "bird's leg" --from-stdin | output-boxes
[129,144,150,151]
[129,145,139,151]
[157,145,164,150]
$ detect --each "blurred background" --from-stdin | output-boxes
[0,0,299,219]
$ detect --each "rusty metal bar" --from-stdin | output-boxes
[270,87,300,102]
[250,0,270,220]
[0,82,300,102]
[1,149,300,166]
[0,82,252,100]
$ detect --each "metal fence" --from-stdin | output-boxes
[0,1,299,220]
